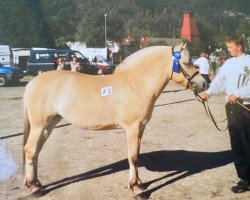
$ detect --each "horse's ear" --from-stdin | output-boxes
[174,42,183,51]
[182,43,187,49]
[179,42,184,50]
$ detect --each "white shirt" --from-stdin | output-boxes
[70,61,80,72]
[207,54,250,104]
[194,57,210,74]
[209,54,217,63]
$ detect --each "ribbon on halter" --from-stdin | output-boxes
[172,51,181,73]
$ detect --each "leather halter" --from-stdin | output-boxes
[171,49,200,92]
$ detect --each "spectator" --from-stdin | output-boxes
[57,58,66,70]
[209,52,217,75]
[194,52,211,89]
[53,57,59,70]
[70,56,81,72]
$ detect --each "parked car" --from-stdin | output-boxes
[91,55,115,75]
[0,63,24,87]
[26,49,96,75]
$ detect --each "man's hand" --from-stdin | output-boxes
[199,92,210,102]
[228,94,238,104]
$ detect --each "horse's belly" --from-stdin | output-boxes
[79,123,118,130]
[62,110,118,130]
[74,119,118,130]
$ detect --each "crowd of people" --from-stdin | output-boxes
[54,55,81,72]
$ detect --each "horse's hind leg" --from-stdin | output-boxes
[126,122,145,195]
[24,125,45,193]
[32,115,62,181]
[24,115,62,194]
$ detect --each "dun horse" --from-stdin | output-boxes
[23,43,205,196]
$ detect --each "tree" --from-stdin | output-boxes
[1,0,250,50]
[0,0,44,47]
[75,11,125,47]
[39,0,78,48]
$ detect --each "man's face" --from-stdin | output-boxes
[226,42,243,57]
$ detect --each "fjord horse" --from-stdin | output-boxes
[23,43,205,196]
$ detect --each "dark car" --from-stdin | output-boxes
[26,49,96,75]
[91,55,115,75]
[0,63,24,87]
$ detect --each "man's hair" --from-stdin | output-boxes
[226,35,245,52]
[200,52,206,57]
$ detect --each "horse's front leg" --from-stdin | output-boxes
[126,123,145,195]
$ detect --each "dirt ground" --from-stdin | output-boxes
[1,75,250,200]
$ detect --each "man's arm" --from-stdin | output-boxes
[199,64,226,101]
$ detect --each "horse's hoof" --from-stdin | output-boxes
[28,188,43,198]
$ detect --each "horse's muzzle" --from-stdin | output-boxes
[190,82,206,94]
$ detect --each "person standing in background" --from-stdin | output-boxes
[57,58,66,70]
[70,56,81,72]
[194,51,211,89]
[209,52,217,75]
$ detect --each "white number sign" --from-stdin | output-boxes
[101,87,112,96]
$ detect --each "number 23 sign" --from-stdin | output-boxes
[101,87,112,96]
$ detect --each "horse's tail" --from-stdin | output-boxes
[23,105,30,175]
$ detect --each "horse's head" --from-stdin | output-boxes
[171,43,206,93]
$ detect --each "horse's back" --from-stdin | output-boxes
[24,71,119,129]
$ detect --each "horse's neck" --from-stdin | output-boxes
[131,55,172,99]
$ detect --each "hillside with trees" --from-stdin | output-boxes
[0,0,250,54]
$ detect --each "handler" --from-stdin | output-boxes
[200,35,250,193]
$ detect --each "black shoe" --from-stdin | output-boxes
[231,179,250,193]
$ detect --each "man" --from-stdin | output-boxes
[194,51,211,89]
[201,35,250,193]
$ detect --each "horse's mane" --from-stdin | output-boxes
[118,46,172,69]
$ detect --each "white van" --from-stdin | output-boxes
[0,45,13,66]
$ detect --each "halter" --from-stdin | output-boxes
[171,50,228,131]
[171,50,200,93]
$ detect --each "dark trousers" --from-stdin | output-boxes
[226,103,250,180]
[201,74,211,89]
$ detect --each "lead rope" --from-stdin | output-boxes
[194,92,250,131]
[194,92,228,131]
